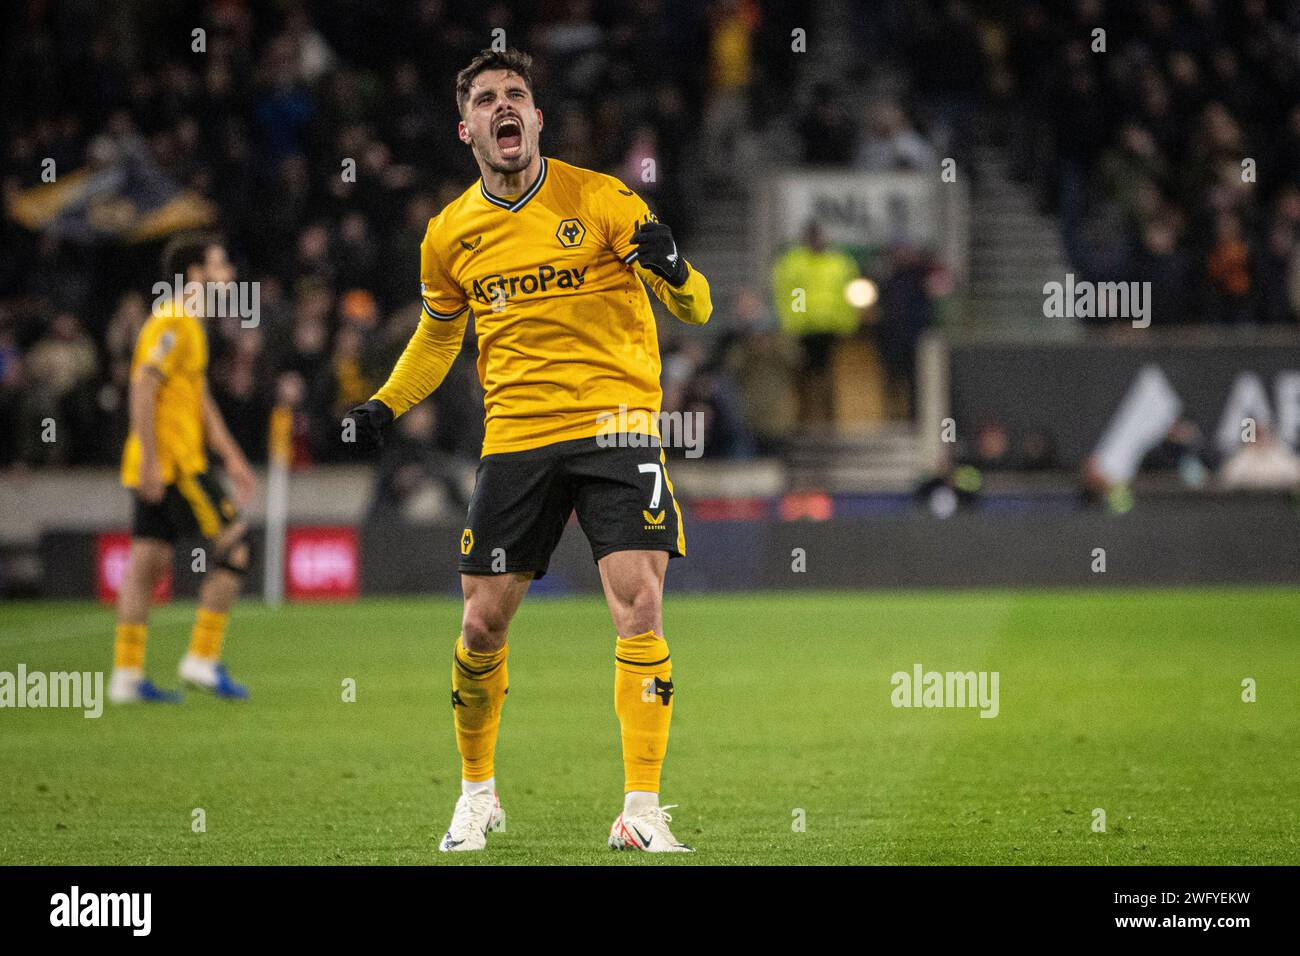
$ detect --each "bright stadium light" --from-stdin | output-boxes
[845,277,878,309]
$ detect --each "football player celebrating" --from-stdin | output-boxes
[347,48,711,852]
[110,235,256,704]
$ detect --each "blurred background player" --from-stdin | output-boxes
[110,235,257,703]
[346,48,711,854]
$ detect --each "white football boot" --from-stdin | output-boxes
[178,654,249,700]
[108,668,182,704]
[438,790,506,852]
[608,804,693,852]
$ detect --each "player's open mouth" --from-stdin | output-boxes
[495,118,522,154]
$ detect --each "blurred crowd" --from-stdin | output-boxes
[0,0,748,471]
[6,0,1298,485]
[0,0,961,479]
[2,0,955,478]
[1000,0,1300,326]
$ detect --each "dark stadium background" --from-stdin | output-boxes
[2,0,1298,595]
[1,0,1299,887]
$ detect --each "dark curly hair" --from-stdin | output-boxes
[455,48,535,117]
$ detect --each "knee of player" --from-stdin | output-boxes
[212,524,251,573]
[140,542,173,579]
[461,606,510,650]
[618,587,662,634]
[222,542,250,571]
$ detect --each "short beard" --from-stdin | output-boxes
[476,133,532,176]
[482,149,531,176]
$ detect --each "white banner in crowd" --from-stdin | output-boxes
[756,169,968,287]
[773,171,943,248]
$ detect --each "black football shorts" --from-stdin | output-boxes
[458,436,685,579]
[131,469,239,544]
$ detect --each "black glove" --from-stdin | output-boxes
[343,399,394,452]
[630,219,688,286]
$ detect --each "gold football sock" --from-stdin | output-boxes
[188,609,229,661]
[113,623,148,670]
[452,635,509,783]
[614,630,673,794]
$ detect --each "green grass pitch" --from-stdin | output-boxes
[1,588,1296,865]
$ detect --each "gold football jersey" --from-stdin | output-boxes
[121,300,208,486]
[377,157,711,456]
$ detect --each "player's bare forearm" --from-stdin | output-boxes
[372,312,468,418]
[203,384,257,503]
[129,368,164,501]
[637,261,713,326]
[130,368,162,467]
[202,385,248,468]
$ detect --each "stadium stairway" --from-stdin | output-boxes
[683,192,753,322]
[680,189,932,492]
[965,144,1074,335]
